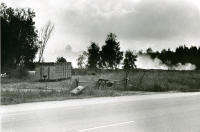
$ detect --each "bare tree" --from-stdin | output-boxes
[77,52,87,69]
[38,21,55,62]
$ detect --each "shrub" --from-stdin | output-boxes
[10,66,29,79]
[154,83,163,92]
[39,91,48,98]
[179,86,190,92]
[17,66,29,78]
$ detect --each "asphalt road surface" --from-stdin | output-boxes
[1,92,200,132]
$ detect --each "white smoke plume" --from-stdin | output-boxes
[42,46,196,70]
[43,45,83,68]
[135,55,196,70]
[171,63,196,70]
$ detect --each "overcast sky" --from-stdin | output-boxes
[2,0,200,66]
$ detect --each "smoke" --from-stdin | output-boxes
[171,63,196,70]
[42,46,196,70]
[135,55,168,69]
[43,45,83,68]
[135,55,196,70]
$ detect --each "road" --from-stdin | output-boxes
[1,92,200,132]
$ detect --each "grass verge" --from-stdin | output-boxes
[1,70,200,105]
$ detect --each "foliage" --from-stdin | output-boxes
[146,47,153,55]
[100,33,123,69]
[1,2,38,72]
[86,42,100,69]
[138,50,144,55]
[25,62,36,70]
[17,66,29,78]
[77,52,87,69]
[144,45,200,70]
[123,50,137,71]
[9,66,29,78]
[56,57,67,63]
[76,33,124,69]
[38,21,55,62]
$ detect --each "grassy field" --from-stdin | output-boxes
[1,69,200,105]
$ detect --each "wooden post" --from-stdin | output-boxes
[75,78,79,87]
[125,72,128,90]
[48,67,50,80]
[40,66,42,80]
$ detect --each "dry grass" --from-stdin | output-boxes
[1,70,200,105]
[128,70,200,92]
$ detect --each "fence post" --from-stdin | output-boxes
[75,78,79,87]
[48,67,50,80]
[125,72,128,90]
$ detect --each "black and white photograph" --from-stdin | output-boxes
[1,0,200,131]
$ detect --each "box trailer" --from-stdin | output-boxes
[35,62,71,81]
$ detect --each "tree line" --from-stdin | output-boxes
[141,45,200,70]
[77,33,137,70]
[1,3,55,73]
[1,3,38,72]
[77,33,200,70]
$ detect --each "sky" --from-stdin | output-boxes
[2,0,200,67]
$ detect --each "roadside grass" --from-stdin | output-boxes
[127,70,200,92]
[1,70,200,105]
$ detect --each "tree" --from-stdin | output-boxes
[147,45,200,70]
[56,57,67,63]
[100,33,123,69]
[1,3,38,72]
[115,44,124,69]
[146,47,153,55]
[77,54,87,69]
[38,21,55,62]
[138,50,144,55]
[123,50,137,71]
[86,42,100,69]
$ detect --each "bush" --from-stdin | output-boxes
[154,83,163,92]
[179,86,190,92]
[144,83,163,92]
[10,66,29,79]
[39,91,48,98]
[18,66,29,78]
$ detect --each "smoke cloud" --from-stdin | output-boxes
[135,55,196,70]
[43,45,83,67]
[171,63,196,70]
